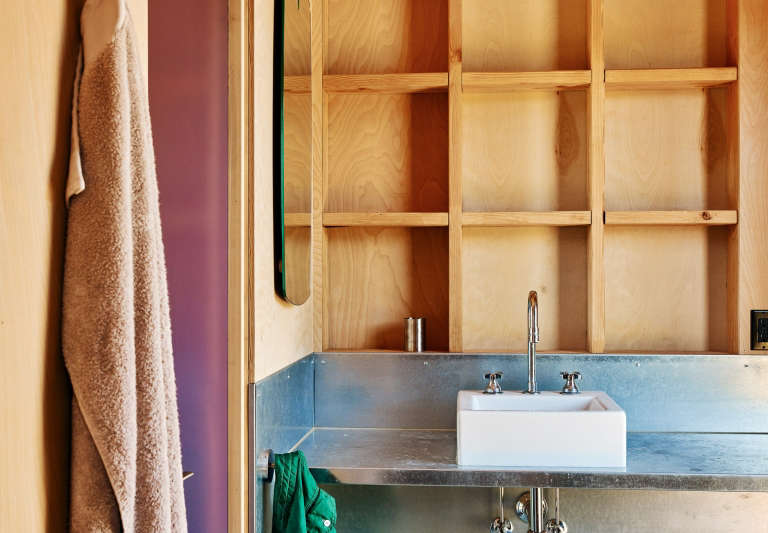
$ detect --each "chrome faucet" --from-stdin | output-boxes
[524,291,540,394]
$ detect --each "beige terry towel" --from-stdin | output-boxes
[63,1,187,531]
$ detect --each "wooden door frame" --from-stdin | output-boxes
[228,0,252,530]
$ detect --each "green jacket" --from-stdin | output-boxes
[272,451,337,533]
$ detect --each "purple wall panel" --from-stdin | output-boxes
[149,1,228,531]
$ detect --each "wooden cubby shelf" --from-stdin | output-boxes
[605,68,737,90]
[462,211,592,227]
[323,212,449,227]
[311,0,765,355]
[605,210,738,226]
[324,73,448,94]
[462,71,592,93]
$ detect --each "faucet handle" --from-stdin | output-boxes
[560,371,581,394]
[484,371,504,394]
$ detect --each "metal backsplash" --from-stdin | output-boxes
[314,352,768,433]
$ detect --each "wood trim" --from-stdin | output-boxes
[323,212,449,227]
[605,67,737,90]
[605,210,738,226]
[462,70,591,92]
[318,0,329,351]
[462,211,592,227]
[285,212,311,227]
[227,0,250,530]
[311,0,324,351]
[737,0,768,354]
[323,73,448,94]
[726,0,740,354]
[448,0,462,352]
[588,0,606,353]
[284,74,311,93]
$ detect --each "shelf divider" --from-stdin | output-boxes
[462,70,591,92]
[605,210,738,226]
[462,211,592,227]
[323,212,449,227]
[448,0,463,352]
[587,0,606,353]
[605,67,738,90]
[323,73,448,94]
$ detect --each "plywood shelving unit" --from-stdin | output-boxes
[311,0,768,355]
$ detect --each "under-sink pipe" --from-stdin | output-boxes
[528,487,545,533]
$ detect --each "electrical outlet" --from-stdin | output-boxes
[751,310,768,350]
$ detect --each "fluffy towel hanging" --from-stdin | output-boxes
[63,1,187,531]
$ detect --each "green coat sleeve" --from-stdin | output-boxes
[272,451,337,533]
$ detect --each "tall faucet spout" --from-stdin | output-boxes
[525,291,540,394]
[528,291,539,343]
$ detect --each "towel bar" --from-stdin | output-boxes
[257,449,275,483]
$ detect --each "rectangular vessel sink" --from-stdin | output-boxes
[457,391,626,468]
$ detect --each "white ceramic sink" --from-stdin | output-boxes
[457,390,626,468]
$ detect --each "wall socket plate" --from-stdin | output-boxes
[751,310,768,350]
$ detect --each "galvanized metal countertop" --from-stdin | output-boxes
[297,428,768,491]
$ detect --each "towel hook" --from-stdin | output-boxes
[257,449,276,483]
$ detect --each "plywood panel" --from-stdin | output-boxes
[250,0,313,380]
[605,0,729,69]
[462,227,588,352]
[737,0,768,354]
[284,93,312,213]
[463,0,587,72]
[0,1,145,530]
[462,91,588,212]
[326,93,448,212]
[325,0,448,74]
[605,227,729,353]
[326,227,449,350]
[284,0,311,76]
[605,88,731,210]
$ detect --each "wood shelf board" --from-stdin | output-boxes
[326,227,449,351]
[284,75,311,94]
[323,212,449,227]
[463,71,591,92]
[605,210,738,226]
[324,73,448,94]
[462,90,588,212]
[462,211,591,227]
[462,226,588,352]
[606,68,738,90]
[285,212,312,227]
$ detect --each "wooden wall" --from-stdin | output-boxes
[250,0,313,382]
[0,1,146,530]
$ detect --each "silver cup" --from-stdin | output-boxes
[404,317,425,352]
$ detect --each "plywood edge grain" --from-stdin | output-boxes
[462,211,592,227]
[605,210,738,226]
[285,212,311,227]
[323,73,449,94]
[462,70,592,92]
[323,212,449,227]
[284,74,311,93]
[606,67,738,90]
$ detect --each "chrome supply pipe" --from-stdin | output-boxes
[528,487,545,533]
